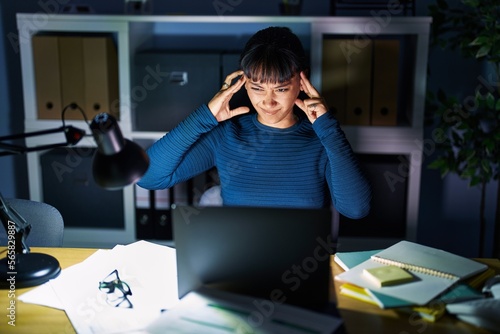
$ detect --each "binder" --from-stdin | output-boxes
[135,185,174,240]
[83,36,119,119]
[371,39,400,126]
[32,36,63,119]
[58,36,85,115]
[153,188,174,240]
[345,39,372,126]
[322,38,348,124]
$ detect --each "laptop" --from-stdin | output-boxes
[172,205,335,310]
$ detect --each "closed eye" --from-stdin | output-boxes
[251,87,289,94]
[250,86,264,91]
[249,82,291,93]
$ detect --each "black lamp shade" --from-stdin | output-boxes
[90,113,149,190]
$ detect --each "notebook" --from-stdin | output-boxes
[172,205,334,311]
[370,241,487,280]
[333,249,381,271]
[335,240,488,305]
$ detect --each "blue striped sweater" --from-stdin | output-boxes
[137,105,371,219]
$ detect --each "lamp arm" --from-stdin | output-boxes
[0,193,31,254]
[0,125,87,157]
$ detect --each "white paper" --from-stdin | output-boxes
[18,249,110,309]
[19,241,179,334]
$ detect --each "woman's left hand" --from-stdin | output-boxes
[295,71,328,124]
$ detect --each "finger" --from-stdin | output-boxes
[220,74,246,94]
[295,99,316,123]
[222,70,244,89]
[300,71,321,98]
[231,106,250,117]
[294,98,306,112]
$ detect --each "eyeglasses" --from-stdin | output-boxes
[98,269,133,309]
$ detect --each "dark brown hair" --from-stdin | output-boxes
[239,27,308,84]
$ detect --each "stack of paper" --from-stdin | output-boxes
[19,241,179,333]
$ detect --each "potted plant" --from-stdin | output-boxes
[426,0,500,257]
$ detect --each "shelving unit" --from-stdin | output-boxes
[16,14,431,249]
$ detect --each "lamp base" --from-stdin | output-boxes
[0,253,61,289]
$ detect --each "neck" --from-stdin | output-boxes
[257,113,298,129]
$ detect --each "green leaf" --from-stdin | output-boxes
[461,167,476,178]
[495,99,500,111]
[469,36,488,46]
[484,139,495,155]
[428,158,446,169]
[440,169,450,178]
[469,176,481,187]
[486,92,496,109]
[481,159,492,174]
[476,45,491,58]
[462,0,479,7]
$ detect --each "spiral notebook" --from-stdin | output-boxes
[335,241,488,305]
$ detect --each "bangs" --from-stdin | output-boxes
[241,48,300,84]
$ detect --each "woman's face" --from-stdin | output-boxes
[245,73,301,128]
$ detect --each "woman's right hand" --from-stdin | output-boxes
[208,70,250,122]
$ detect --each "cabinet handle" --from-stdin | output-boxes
[169,71,188,86]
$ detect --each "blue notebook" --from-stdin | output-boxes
[334,249,381,271]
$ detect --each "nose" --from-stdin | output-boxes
[262,91,277,107]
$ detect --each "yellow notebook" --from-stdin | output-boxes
[363,265,413,287]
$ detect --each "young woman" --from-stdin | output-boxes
[137,27,371,219]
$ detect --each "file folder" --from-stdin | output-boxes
[58,36,85,115]
[32,36,63,119]
[83,36,119,119]
[345,39,372,126]
[371,39,400,126]
[322,38,348,124]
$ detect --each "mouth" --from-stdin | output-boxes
[260,108,279,115]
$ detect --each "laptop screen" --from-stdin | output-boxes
[172,205,335,310]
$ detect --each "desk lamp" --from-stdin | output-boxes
[0,104,149,288]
